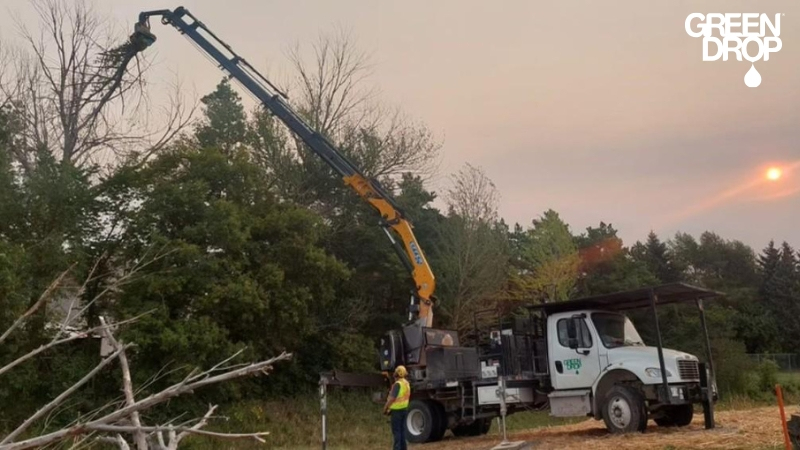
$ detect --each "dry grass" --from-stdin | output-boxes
[424,405,798,450]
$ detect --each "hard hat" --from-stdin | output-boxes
[394,365,407,378]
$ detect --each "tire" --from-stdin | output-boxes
[654,404,694,427]
[429,401,447,441]
[405,400,443,443]
[601,385,648,434]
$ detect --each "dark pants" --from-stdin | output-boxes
[390,409,408,450]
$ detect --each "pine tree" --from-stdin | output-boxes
[631,231,682,283]
[195,79,249,153]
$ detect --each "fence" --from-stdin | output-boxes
[747,353,800,371]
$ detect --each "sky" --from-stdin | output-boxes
[1,0,798,251]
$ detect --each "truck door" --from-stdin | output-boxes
[549,314,602,390]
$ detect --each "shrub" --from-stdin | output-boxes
[757,360,780,393]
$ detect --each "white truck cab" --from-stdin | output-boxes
[545,309,713,432]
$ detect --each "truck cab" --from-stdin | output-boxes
[546,309,715,432]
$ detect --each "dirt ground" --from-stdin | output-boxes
[423,406,798,450]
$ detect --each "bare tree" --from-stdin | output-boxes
[0,263,291,450]
[2,0,193,173]
[439,163,509,333]
[280,27,441,183]
[445,163,501,228]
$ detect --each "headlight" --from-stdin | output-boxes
[645,368,673,378]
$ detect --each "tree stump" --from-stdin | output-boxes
[789,414,800,450]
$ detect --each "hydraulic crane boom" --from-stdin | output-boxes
[128,7,436,327]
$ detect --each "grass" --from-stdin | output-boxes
[179,391,583,450]
[777,371,800,386]
[178,372,800,450]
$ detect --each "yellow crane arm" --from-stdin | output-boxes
[344,174,435,327]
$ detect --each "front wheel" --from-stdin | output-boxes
[601,385,648,433]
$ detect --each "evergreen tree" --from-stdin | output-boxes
[195,79,249,153]
[574,223,657,296]
[631,231,682,283]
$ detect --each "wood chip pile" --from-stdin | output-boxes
[428,406,799,450]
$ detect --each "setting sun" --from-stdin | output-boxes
[767,167,782,181]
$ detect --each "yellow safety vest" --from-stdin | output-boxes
[389,379,410,410]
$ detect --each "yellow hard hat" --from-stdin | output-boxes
[394,365,407,378]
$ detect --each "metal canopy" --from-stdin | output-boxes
[527,282,725,314]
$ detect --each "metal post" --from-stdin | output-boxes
[498,375,508,443]
[696,299,715,390]
[696,298,716,430]
[320,379,328,450]
[649,289,670,404]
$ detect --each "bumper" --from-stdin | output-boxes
[657,382,717,405]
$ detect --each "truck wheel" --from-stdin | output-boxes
[654,404,694,427]
[405,400,443,443]
[430,400,447,441]
[601,385,647,433]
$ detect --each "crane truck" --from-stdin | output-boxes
[126,7,719,444]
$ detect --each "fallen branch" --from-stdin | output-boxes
[99,316,147,450]
[0,264,75,345]
[0,352,292,450]
[0,344,130,444]
[0,313,149,378]
[87,421,270,445]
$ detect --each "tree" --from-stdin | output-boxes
[574,223,657,296]
[195,79,248,154]
[99,145,353,394]
[435,164,509,333]
[764,242,800,350]
[631,231,682,283]
[2,0,190,172]
[283,28,441,193]
[506,209,581,303]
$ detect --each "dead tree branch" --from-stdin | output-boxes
[0,263,75,345]
[0,352,292,450]
[99,316,146,450]
[0,344,129,444]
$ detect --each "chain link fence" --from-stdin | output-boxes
[747,353,800,371]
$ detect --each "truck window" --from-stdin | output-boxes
[591,312,645,348]
[556,319,593,348]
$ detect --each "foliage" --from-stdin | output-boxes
[756,359,780,393]
[506,210,581,303]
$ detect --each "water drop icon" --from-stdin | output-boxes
[744,64,761,88]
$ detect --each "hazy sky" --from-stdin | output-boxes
[2,0,798,251]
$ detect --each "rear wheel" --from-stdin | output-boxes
[405,400,445,443]
[655,404,694,427]
[601,385,648,433]
[429,401,447,441]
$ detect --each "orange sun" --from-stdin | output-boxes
[766,167,782,181]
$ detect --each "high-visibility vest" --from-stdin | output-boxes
[389,379,410,410]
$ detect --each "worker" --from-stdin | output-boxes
[383,365,410,450]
